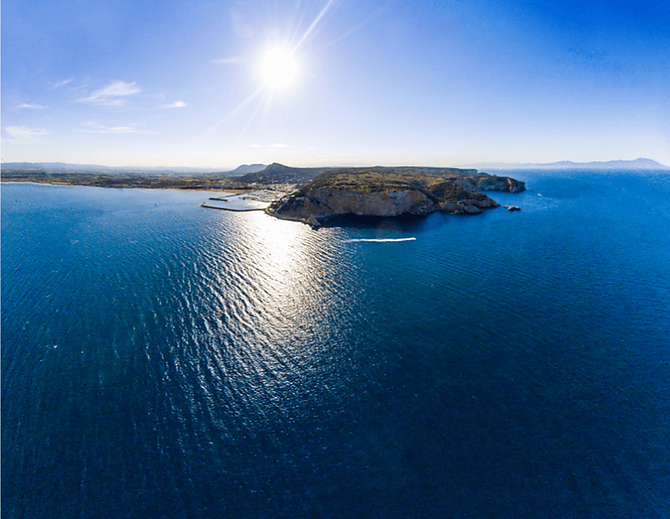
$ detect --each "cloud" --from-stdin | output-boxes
[70,78,91,91]
[78,80,141,106]
[3,126,49,140]
[163,101,187,108]
[78,125,157,134]
[17,103,46,109]
[212,57,243,65]
[52,78,74,89]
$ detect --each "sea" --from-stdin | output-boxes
[2,170,670,518]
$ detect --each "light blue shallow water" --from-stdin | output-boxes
[2,172,670,518]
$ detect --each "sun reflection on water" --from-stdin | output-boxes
[220,211,348,351]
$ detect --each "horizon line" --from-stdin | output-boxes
[2,157,669,171]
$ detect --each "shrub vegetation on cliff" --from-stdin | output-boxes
[297,168,487,205]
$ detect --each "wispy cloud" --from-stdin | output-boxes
[162,101,187,108]
[78,80,141,106]
[3,126,49,141]
[70,77,91,91]
[211,57,243,65]
[52,78,74,89]
[17,103,46,109]
[270,143,290,148]
[78,124,157,134]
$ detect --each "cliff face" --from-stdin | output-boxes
[271,188,437,221]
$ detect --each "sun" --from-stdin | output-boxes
[260,48,297,89]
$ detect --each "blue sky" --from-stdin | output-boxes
[2,0,669,168]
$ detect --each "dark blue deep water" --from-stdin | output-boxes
[3,171,670,518]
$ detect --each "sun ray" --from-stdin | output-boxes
[235,90,273,143]
[292,0,336,51]
[195,85,266,142]
[196,0,338,144]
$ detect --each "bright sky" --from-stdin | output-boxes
[2,0,669,168]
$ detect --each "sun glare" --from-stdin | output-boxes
[260,48,297,89]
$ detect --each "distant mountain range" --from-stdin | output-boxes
[464,158,669,171]
[0,162,233,175]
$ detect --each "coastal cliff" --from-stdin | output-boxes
[267,168,524,226]
[452,175,526,193]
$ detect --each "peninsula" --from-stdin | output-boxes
[267,166,524,227]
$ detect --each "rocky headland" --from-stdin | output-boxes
[267,167,525,227]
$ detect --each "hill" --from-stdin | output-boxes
[226,163,267,175]
[233,163,329,184]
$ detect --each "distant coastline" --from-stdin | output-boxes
[0,171,246,192]
[0,162,496,193]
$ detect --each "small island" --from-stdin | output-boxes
[266,166,525,227]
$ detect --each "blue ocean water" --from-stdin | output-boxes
[2,172,670,518]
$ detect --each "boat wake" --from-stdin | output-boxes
[344,237,416,243]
